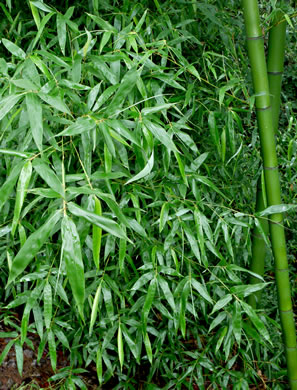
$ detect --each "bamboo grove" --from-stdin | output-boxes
[0,0,296,388]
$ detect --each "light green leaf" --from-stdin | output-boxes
[126,152,154,185]
[44,282,52,330]
[191,279,213,304]
[258,204,297,216]
[33,159,64,197]
[26,93,43,152]
[67,202,129,241]
[7,211,61,285]
[11,161,32,237]
[143,118,178,152]
[2,38,26,59]
[38,92,71,115]
[62,216,85,321]
[210,294,232,315]
[0,161,24,213]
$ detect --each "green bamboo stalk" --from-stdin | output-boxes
[242,1,297,388]
[248,5,286,309]
[267,8,287,132]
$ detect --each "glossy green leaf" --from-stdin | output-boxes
[48,329,57,371]
[33,159,64,197]
[15,341,23,377]
[210,294,232,315]
[143,118,178,152]
[11,161,32,237]
[89,283,102,337]
[191,279,213,304]
[57,13,66,55]
[57,117,96,136]
[68,202,129,241]
[2,38,26,59]
[118,324,124,371]
[44,282,52,330]
[142,278,156,334]
[38,92,71,115]
[126,152,154,185]
[93,196,102,269]
[61,215,85,321]
[0,161,24,213]
[26,93,43,151]
[241,302,271,344]
[7,211,61,284]
[0,94,23,121]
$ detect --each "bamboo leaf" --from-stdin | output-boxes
[2,38,26,59]
[126,152,154,185]
[61,215,85,321]
[210,294,232,315]
[68,202,130,241]
[8,211,61,285]
[11,161,32,237]
[33,159,64,197]
[0,161,24,213]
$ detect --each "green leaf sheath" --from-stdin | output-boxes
[61,215,85,321]
[242,1,297,387]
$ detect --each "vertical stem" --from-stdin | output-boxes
[248,5,286,308]
[242,1,297,388]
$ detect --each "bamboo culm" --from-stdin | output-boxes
[242,1,297,388]
[248,5,286,308]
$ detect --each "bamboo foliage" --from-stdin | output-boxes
[242,1,297,388]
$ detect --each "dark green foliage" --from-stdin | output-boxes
[0,1,296,389]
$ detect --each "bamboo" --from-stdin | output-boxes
[242,1,297,388]
[248,6,286,308]
[248,175,268,309]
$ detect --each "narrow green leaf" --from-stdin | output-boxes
[0,94,23,121]
[2,38,26,59]
[33,159,64,197]
[191,279,213,304]
[57,117,96,137]
[11,161,32,237]
[0,149,30,158]
[118,324,124,371]
[8,211,61,284]
[48,329,57,371]
[241,302,271,343]
[126,152,154,185]
[258,203,297,216]
[0,161,24,213]
[142,278,157,334]
[44,282,52,330]
[159,202,170,233]
[144,332,152,364]
[62,216,85,321]
[89,283,102,337]
[15,341,23,377]
[143,118,178,152]
[158,275,175,312]
[26,93,43,151]
[93,196,102,269]
[38,92,71,115]
[68,202,129,241]
[57,13,66,55]
[210,294,232,315]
